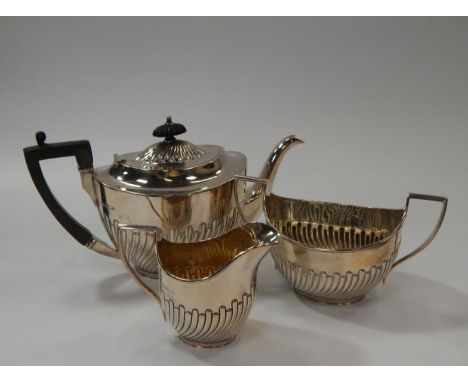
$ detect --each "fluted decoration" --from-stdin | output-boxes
[115,222,158,276]
[162,288,254,346]
[271,248,398,303]
[136,140,205,168]
[163,208,241,243]
[277,220,389,251]
[265,194,404,247]
[100,208,242,277]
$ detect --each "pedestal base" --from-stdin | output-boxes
[180,335,237,348]
[294,289,365,305]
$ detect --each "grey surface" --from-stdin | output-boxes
[1,17,468,365]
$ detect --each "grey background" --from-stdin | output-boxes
[1,17,467,365]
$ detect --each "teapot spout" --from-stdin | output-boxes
[242,135,303,221]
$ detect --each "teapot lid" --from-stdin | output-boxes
[132,116,208,169]
[94,117,246,195]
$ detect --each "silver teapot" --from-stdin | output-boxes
[24,117,302,277]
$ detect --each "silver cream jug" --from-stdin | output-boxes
[117,222,280,348]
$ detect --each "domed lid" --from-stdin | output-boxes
[93,117,246,195]
[133,116,206,169]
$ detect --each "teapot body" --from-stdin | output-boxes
[83,167,246,277]
[24,120,301,280]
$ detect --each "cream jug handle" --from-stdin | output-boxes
[116,225,163,310]
[23,131,118,259]
[391,193,448,269]
[234,175,268,224]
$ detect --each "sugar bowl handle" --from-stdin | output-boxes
[392,193,448,269]
[23,131,118,258]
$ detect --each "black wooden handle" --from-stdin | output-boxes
[23,131,94,246]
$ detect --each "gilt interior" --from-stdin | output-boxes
[157,226,257,280]
[265,194,405,251]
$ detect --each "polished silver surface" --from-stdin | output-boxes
[265,192,448,304]
[97,148,246,195]
[81,134,302,277]
[101,117,248,194]
[8,17,466,365]
[133,116,207,168]
[117,222,280,348]
[135,139,205,167]
[239,135,304,223]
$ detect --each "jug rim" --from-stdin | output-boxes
[156,222,280,283]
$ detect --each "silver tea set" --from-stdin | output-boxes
[24,117,448,348]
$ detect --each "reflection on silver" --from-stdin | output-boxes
[265,192,447,304]
[81,132,302,277]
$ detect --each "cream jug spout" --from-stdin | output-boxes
[242,135,303,222]
[156,222,280,288]
[197,222,281,284]
[235,222,282,274]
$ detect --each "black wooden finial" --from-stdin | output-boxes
[36,131,47,146]
[153,116,187,142]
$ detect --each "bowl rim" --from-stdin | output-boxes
[264,192,408,254]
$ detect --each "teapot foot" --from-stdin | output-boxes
[180,335,237,348]
[293,289,365,305]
